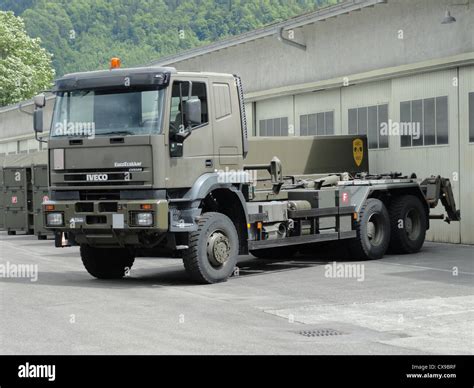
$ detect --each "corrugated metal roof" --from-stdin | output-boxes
[150,0,388,66]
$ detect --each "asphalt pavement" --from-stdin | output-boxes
[0,231,472,355]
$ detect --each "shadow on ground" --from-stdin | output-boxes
[0,242,360,289]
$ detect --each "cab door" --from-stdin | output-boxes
[211,80,243,170]
[165,78,215,188]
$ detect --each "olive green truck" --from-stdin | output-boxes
[31,63,460,284]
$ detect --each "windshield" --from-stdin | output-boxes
[51,88,165,138]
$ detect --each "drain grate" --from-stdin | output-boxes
[298,328,344,337]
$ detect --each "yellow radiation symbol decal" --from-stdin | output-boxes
[353,138,364,167]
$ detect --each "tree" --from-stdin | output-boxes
[0,11,54,107]
[0,0,34,16]
[0,0,337,78]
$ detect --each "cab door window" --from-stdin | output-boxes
[169,81,208,134]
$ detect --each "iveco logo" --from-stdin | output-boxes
[86,174,108,182]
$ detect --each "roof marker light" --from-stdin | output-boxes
[110,57,121,69]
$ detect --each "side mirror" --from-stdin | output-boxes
[33,109,43,133]
[34,93,46,108]
[184,98,201,126]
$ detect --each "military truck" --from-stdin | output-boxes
[32,60,460,284]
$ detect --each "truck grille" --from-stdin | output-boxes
[53,168,150,187]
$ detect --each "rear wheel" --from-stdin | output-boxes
[349,198,390,260]
[182,212,238,284]
[80,245,135,279]
[388,195,427,254]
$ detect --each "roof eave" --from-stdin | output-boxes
[150,0,388,66]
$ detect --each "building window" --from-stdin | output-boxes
[469,92,474,143]
[259,117,288,136]
[400,96,449,147]
[300,111,334,136]
[348,104,388,149]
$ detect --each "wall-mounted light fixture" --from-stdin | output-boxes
[441,9,456,24]
[441,0,469,24]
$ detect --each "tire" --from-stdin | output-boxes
[80,245,135,279]
[388,195,427,254]
[182,212,238,284]
[349,198,390,260]
[250,246,298,260]
[7,230,16,235]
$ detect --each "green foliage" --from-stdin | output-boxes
[0,0,338,78]
[0,11,54,106]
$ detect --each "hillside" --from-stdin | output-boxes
[0,0,337,77]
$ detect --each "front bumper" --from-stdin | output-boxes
[43,199,168,232]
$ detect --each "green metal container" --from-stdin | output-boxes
[32,164,52,239]
[3,166,33,235]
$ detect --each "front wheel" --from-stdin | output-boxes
[182,212,238,284]
[80,245,135,279]
[349,198,390,260]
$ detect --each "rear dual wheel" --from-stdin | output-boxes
[388,195,427,254]
[349,198,390,260]
[349,195,427,260]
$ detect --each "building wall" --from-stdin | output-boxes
[255,96,295,136]
[0,0,472,243]
[0,97,54,157]
[295,89,341,136]
[240,67,472,243]
[158,0,474,243]
[459,65,474,244]
[166,0,474,94]
[369,69,462,243]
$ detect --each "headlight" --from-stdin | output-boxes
[46,212,64,226]
[134,212,153,226]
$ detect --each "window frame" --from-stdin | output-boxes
[258,116,289,137]
[299,110,335,136]
[348,103,389,150]
[169,79,210,133]
[469,91,474,143]
[399,95,449,148]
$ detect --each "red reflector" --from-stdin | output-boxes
[341,192,350,205]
